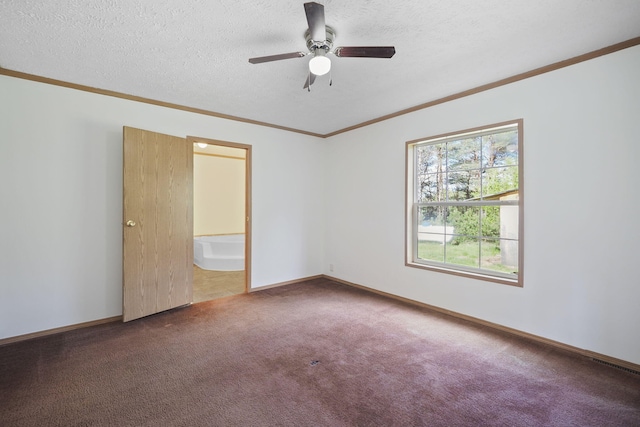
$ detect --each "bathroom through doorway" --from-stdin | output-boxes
[190,137,251,302]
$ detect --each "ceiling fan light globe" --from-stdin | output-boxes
[309,55,331,76]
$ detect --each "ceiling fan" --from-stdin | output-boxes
[248,2,396,90]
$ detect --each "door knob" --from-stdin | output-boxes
[126,220,136,227]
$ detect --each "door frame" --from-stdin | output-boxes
[188,136,252,292]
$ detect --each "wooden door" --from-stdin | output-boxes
[122,126,193,322]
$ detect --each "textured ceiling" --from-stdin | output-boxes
[1,0,640,135]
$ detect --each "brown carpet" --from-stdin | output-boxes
[1,278,639,426]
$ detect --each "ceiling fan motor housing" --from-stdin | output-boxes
[306,26,335,54]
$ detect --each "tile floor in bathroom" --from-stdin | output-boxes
[193,265,246,303]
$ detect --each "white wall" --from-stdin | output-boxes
[324,45,640,365]
[193,153,245,236]
[0,75,325,340]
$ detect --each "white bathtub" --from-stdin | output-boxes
[194,234,245,271]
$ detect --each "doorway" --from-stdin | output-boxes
[189,136,251,302]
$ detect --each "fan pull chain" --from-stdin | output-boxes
[307,71,311,92]
[329,68,333,86]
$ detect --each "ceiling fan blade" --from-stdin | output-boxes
[334,46,396,58]
[303,73,317,90]
[249,52,306,64]
[304,2,326,41]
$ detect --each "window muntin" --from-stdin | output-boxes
[407,121,522,285]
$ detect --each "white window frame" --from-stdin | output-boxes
[405,119,524,286]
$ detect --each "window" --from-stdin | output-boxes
[405,120,523,286]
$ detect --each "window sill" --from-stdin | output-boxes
[405,261,522,287]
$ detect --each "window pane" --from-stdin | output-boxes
[480,239,518,275]
[418,239,444,262]
[418,206,446,227]
[482,130,518,168]
[418,206,453,262]
[447,170,481,201]
[416,144,445,174]
[417,173,444,202]
[445,238,480,269]
[447,137,481,171]
[482,166,519,198]
[501,205,519,240]
[446,206,480,241]
[481,205,518,241]
[500,238,519,273]
[481,206,500,239]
